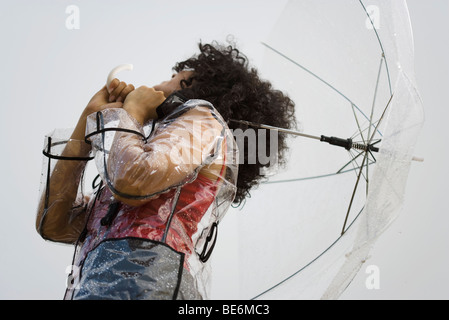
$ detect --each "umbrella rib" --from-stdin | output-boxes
[350,119,381,140]
[348,150,362,180]
[351,54,384,146]
[365,153,370,196]
[342,137,381,234]
[367,55,385,143]
[368,94,394,145]
[351,103,366,144]
[337,149,364,174]
[350,149,368,184]
[341,151,369,235]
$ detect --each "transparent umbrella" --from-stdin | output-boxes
[234,0,424,299]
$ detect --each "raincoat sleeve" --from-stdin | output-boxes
[85,100,228,206]
[36,128,93,244]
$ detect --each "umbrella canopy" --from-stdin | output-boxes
[235,0,424,299]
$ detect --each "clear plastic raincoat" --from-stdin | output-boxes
[36,97,238,299]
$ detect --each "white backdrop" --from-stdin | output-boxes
[0,0,447,299]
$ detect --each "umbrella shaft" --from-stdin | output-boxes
[230,119,380,152]
[230,119,322,140]
[320,135,379,153]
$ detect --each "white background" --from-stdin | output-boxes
[0,0,447,299]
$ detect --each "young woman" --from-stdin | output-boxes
[36,42,296,300]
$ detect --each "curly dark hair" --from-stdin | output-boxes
[173,42,296,206]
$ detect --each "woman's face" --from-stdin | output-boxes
[153,70,193,98]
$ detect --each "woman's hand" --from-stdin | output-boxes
[71,79,135,142]
[85,79,135,115]
[123,86,166,125]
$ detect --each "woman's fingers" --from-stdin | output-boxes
[117,84,135,103]
[109,81,126,102]
[107,78,120,94]
[108,78,135,103]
